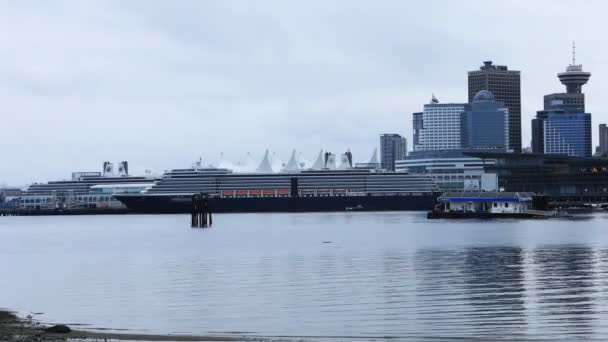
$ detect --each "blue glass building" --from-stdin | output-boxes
[460,90,509,151]
[536,110,591,157]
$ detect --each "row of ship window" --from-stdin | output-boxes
[435,175,480,180]
[21,196,117,204]
[219,193,429,198]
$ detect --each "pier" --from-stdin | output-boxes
[191,193,212,228]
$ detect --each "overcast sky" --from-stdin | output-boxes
[1,0,607,184]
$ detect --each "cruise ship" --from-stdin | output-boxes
[115,151,441,213]
[21,162,157,210]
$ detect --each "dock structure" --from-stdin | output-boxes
[191,193,212,228]
[0,208,131,216]
[427,191,554,219]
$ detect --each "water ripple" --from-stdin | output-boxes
[2,213,608,340]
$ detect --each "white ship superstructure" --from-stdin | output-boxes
[21,161,156,210]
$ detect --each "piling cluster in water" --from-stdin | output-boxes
[191,193,212,228]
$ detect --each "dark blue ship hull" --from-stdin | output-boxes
[115,194,439,213]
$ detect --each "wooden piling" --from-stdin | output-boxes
[191,193,212,228]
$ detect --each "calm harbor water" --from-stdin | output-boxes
[2,212,608,340]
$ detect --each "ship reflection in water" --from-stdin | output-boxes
[1,213,608,340]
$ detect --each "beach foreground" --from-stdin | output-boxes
[0,310,264,342]
[1,309,390,342]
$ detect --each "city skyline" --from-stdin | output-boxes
[1,1,608,184]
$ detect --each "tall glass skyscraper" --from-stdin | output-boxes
[468,61,521,152]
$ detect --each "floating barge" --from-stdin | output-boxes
[427,191,556,219]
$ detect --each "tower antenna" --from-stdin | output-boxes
[572,41,576,65]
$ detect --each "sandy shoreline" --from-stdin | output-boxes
[1,308,408,341]
[0,309,277,342]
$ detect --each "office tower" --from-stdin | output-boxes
[412,112,423,148]
[380,134,407,171]
[460,90,509,151]
[413,95,466,152]
[468,61,521,152]
[532,45,592,158]
[599,124,608,156]
[530,115,545,154]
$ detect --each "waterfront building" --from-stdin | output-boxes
[531,49,592,158]
[467,151,608,204]
[413,96,466,152]
[468,61,521,152]
[396,153,496,191]
[405,95,495,191]
[437,191,534,214]
[0,188,22,208]
[0,188,22,198]
[460,90,509,151]
[380,134,407,171]
[597,124,608,156]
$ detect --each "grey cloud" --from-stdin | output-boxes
[0,0,606,184]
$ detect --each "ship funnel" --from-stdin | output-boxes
[325,152,337,170]
[338,150,353,169]
[103,161,113,176]
[117,161,129,176]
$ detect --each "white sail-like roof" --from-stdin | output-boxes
[217,152,234,170]
[271,152,283,172]
[297,152,309,169]
[311,150,325,170]
[283,149,300,172]
[256,150,274,173]
[368,148,379,164]
[234,152,257,172]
